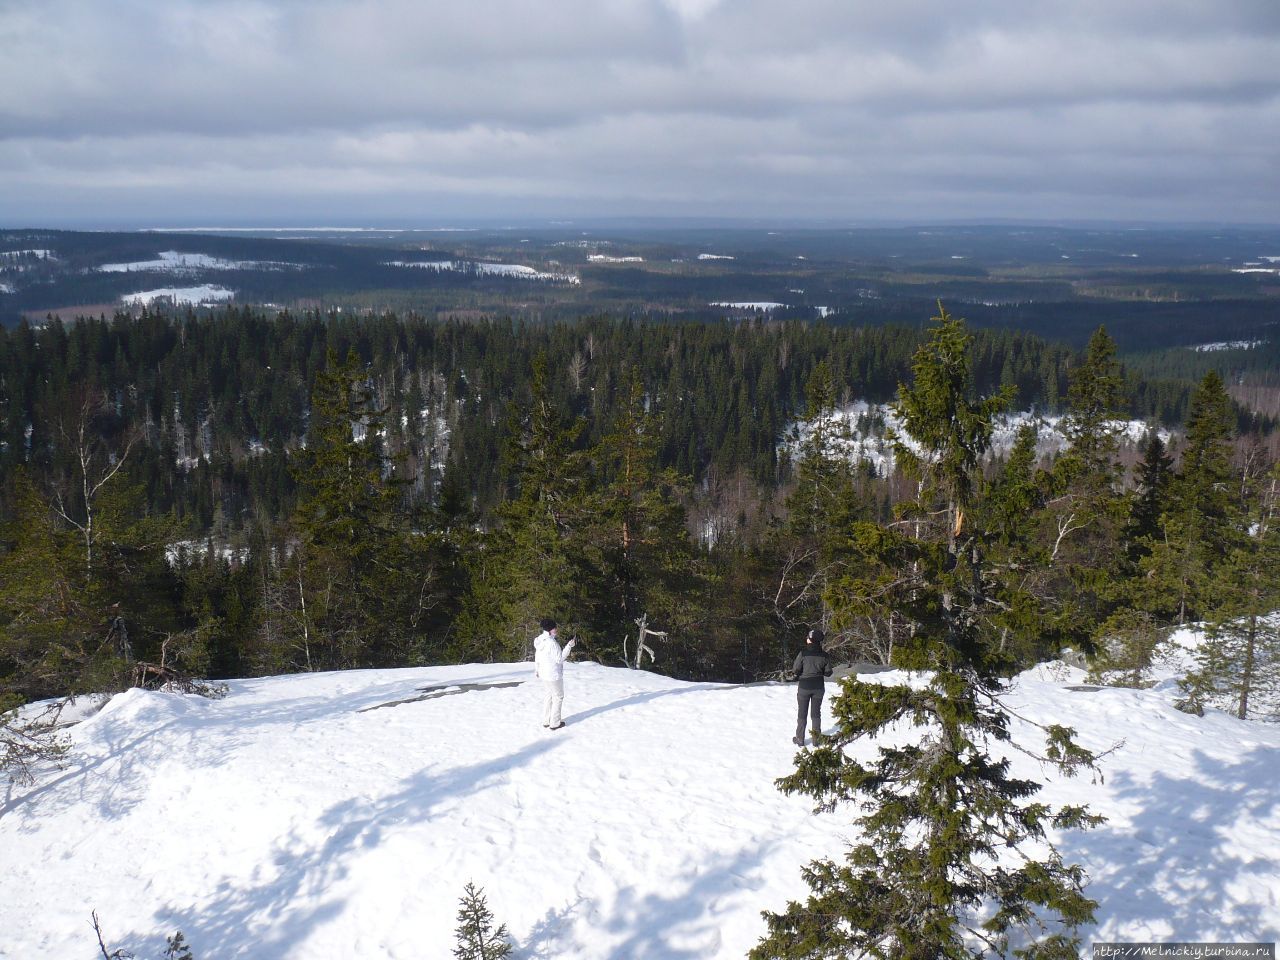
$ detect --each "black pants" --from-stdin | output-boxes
[796,687,823,743]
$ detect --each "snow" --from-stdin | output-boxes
[0,282,13,294]
[1232,268,1280,275]
[121,285,235,307]
[0,248,53,259]
[1143,619,1280,720]
[697,253,734,260]
[3,660,1279,957]
[587,254,644,263]
[385,260,581,285]
[99,251,306,273]
[1191,340,1266,352]
[164,540,251,567]
[710,301,784,311]
[786,402,1169,478]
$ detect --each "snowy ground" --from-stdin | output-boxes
[710,301,785,311]
[1190,339,1268,352]
[384,260,580,284]
[2,661,1278,959]
[98,251,307,273]
[786,401,1171,477]
[120,285,236,307]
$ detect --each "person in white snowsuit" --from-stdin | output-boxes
[533,617,576,729]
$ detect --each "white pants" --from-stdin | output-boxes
[541,679,564,727]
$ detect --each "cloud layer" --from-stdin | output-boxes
[2,0,1278,223]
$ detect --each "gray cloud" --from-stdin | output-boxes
[1,0,1277,223]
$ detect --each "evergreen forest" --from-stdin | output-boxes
[0,303,1275,712]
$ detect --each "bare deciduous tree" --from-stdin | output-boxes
[49,390,140,576]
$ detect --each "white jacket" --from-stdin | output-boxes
[533,630,575,681]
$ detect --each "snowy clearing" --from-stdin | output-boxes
[587,254,644,263]
[121,285,235,307]
[98,251,307,273]
[697,253,734,260]
[1191,340,1267,352]
[710,301,784,311]
[0,249,54,260]
[2,660,1278,958]
[786,402,1169,478]
[385,260,580,285]
[164,540,252,567]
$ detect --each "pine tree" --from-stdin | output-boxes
[756,305,1101,960]
[453,882,512,960]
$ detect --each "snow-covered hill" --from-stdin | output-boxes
[785,402,1170,478]
[2,662,1278,958]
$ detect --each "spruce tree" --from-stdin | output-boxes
[585,373,704,668]
[1138,371,1236,624]
[1061,327,1125,474]
[1180,462,1280,719]
[453,882,512,960]
[453,353,589,661]
[773,362,862,652]
[1124,431,1172,564]
[0,470,123,704]
[756,305,1101,960]
[163,931,195,960]
[254,348,425,671]
[1019,326,1131,663]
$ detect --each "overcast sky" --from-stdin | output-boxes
[2,0,1278,226]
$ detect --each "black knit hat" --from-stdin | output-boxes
[807,628,825,645]
[539,617,558,632]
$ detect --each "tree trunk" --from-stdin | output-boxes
[1239,612,1257,720]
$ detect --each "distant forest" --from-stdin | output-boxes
[0,307,1221,531]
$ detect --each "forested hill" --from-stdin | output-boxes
[0,308,1201,527]
[2,305,1275,737]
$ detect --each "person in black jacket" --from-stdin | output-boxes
[792,628,833,746]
